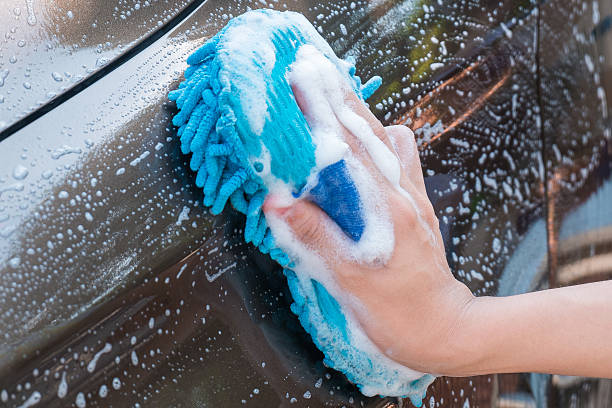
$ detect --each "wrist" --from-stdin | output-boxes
[437,294,501,376]
[392,279,481,376]
[439,282,479,373]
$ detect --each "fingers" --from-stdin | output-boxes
[291,81,318,126]
[263,197,341,266]
[337,121,388,178]
[385,125,427,194]
[384,126,439,241]
[380,125,441,250]
[285,200,330,250]
[342,88,394,153]
[292,77,398,177]
[291,80,386,183]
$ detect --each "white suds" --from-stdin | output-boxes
[263,44,429,393]
[17,391,41,408]
[87,342,112,373]
[57,372,68,398]
[221,11,352,137]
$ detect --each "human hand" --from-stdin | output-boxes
[263,82,475,375]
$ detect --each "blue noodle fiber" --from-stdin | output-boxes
[169,9,434,404]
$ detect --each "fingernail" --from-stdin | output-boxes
[263,197,291,217]
[273,206,291,217]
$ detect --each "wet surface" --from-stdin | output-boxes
[0,0,199,132]
[0,0,611,407]
[540,2,612,405]
[540,0,612,287]
[381,1,545,298]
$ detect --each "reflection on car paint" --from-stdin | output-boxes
[0,0,199,132]
[0,0,610,406]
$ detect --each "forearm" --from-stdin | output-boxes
[444,280,612,377]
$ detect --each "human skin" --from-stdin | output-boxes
[263,81,612,378]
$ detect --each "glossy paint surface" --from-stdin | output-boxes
[0,0,610,407]
[0,0,199,132]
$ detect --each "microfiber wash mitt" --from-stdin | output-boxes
[169,9,434,405]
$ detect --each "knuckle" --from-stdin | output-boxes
[372,121,387,137]
[398,202,418,229]
[426,210,440,229]
[374,126,392,148]
[392,191,440,233]
[289,207,322,244]
[391,192,411,216]
[389,124,414,140]
[417,195,439,227]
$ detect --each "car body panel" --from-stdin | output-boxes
[0,0,200,132]
[0,0,610,406]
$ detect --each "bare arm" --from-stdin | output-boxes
[445,281,612,377]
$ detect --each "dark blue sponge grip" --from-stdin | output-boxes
[308,160,365,242]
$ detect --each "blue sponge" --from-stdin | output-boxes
[169,9,434,404]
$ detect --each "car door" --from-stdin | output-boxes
[0,0,610,407]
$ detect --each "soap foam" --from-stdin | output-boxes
[281,44,398,266]
[293,48,442,255]
[171,9,435,400]
[221,12,352,138]
[264,43,429,397]
[291,48,440,253]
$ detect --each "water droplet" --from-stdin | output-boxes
[492,237,502,254]
[51,72,63,82]
[19,391,41,407]
[51,145,82,159]
[0,70,9,87]
[8,257,20,268]
[131,351,138,366]
[12,165,29,180]
[57,372,68,398]
[67,10,74,20]
[26,0,36,25]
[75,391,86,407]
[95,57,110,67]
[23,81,31,89]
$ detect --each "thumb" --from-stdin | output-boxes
[263,198,335,258]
